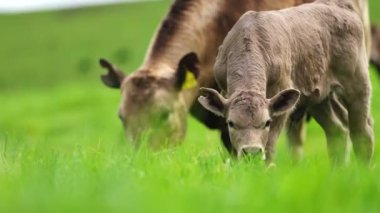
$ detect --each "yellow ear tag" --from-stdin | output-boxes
[182,70,197,89]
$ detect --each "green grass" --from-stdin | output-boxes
[1,0,380,212]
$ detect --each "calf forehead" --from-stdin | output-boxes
[230,92,267,109]
[121,74,173,109]
[126,71,173,89]
[229,92,269,124]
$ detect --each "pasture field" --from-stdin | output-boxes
[1,0,380,212]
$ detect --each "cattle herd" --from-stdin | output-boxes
[100,0,379,167]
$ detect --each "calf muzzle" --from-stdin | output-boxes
[240,145,266,160]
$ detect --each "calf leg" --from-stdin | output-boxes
[266,114,288,164]
[342,67,374,165]
[345,99,374,164]
[309,96,350,166]
[286,108,307,164]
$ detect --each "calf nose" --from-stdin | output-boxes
[243,146,262,155]
[242,146,265,160]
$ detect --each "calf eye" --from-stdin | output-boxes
[264,119,272,128]
[227,120,235,128]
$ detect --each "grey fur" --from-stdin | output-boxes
[199,0,374,165]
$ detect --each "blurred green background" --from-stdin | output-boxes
[0,0,380,212]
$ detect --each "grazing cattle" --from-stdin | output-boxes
[99,0,371,154]
[199,0,374,165]
[100,0,315,147]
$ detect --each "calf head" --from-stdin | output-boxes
[198,88,300,159]
[100,52,199,148]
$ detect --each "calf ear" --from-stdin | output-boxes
[99,58,126,89]
[175,52,200,90]
[269,89,300,117]
[198,87,227,117]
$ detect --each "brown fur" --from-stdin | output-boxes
[150,0,195,57]
[200,0,374,164]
